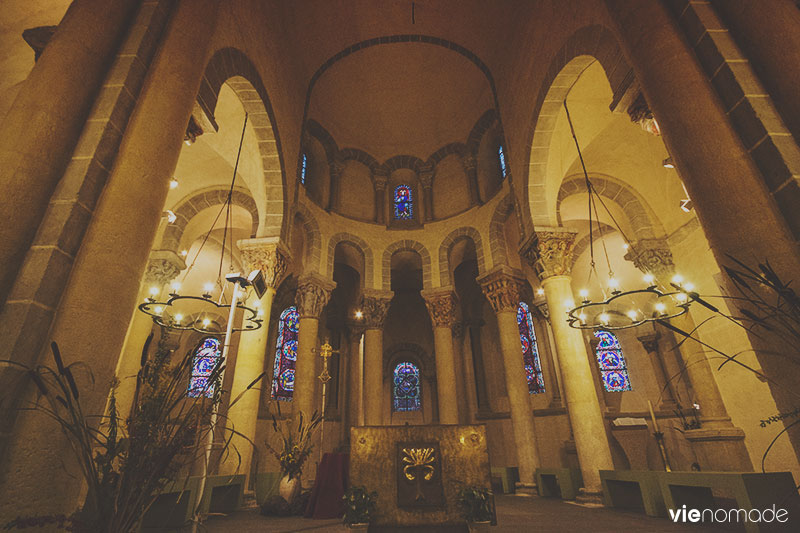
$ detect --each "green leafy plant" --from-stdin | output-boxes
[264,409,322,480]
[342,486,377,525]
[1,329,263,532]
[456,486,492,523]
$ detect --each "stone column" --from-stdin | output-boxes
[328,157,345,212]
[521,228,613,500]
[625,239,751,470]
[477,266,541,492]
[373,170,388,224]
[0,1,221,519]
[0,0,139,305]
[114,250,185,418]
[460,154,481,206]
[452,322,472,422]
[534,301,564,408]
[419,165,435,222]
[361,289,393,425]
[637,332,677,411]
[421,288,460,424]
[294,272,335,419]
[344,323,365,440]
[222,238,289,478]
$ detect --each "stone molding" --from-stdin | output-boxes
[296,271,336,319]
[237,237,291,289]
[520,227,577,280]
[421,287,458,328]
[359,288,394,329]
[623,238,674,281]
[144,250,186,286]
[477,265,527,314]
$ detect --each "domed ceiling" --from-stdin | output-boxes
[306,42,495,162]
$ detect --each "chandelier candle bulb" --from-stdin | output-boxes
[643,273,655,285]
[672,274,684,285]
[202,318,210,327]
[174,314,183,323]
[626,310,637,320]
[655,302,666,314]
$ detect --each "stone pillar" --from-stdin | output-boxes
[452,322,471,422]
[461,154,481,206]
[419,165,435,222]
[521,228,613,500]
[373,170,388,224]
[222,238,289,478]
[294,272,335,419]
[0,0,139,305]
[625,239,751,470]
[421,288,460,424]
[361,289,393,425]
[0,1,221,519]
[477,266,541,492]
[637,332,677,411]
[344,323,365,440]
[114,250,185,418]
[328,157,345,212]
[534,301,564,408]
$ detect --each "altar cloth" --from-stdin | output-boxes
[304,452,349,519]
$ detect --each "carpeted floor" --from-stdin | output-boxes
[200,494,741,532]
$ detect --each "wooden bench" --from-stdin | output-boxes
[657,471,800,533]
[535,468,583,500]
[599,470,666,517]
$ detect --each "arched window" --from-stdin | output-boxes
[393,361,421,411]
[271,306,299,401]
[517,302,545,394]
[498,145,508,178]
[188,337,222,398]
[300,153,308,185]
[594,330,632,392]
[393,185,413,220]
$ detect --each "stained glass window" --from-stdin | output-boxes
[517,302,545,394]
[271,306,299,401]
[393,361,421,411]
[300,153,308,185]
[498,145,508,178]
[393,185,413,220]
[188,337,222,398]
[594,330,632,392]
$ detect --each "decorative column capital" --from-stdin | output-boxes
[144,250,185,285]
[637,332,660,353]
[477,265,527,314]
[237,237,291,289]
[452,321,466,339]
[535,301,550,321]
[421,287,458,328]
[627,92,661,136]
[623,238,674,281]
[359,288,394,330]
[418,165,434,190]
[520,227,578,281]
[373,169,389,191]
[296,272,336,319]
[461,153,477,173]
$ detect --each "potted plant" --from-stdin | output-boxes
[264,410,322,504]
[456,486,493,532]
[342,485,377,530]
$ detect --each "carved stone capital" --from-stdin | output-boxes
[624,239,674,281]
[477,265,527,314]
[237,237,291,289]
[373,169,389,191]
[296,272,336,319]
[520,227,578,281]
[421,287,458,328]
[452,321,466,339]
[359,289,394,329]
[637,333,660,353]
[627,92,660,136]
[461,154,477,173]
[536,301,550,321]
[144,250,185,286]
[419,164,434,189]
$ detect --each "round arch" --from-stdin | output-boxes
[327,232,374,288]
[382,240,433,291]
[438,227,486,286]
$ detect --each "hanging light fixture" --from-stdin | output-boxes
[561,101,692,330]
[138,113,262,334]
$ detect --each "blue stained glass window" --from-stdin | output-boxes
[393,185,413,220]
[517,302,545,394]
[393,361,421,411]
[300,153,308,185]
[498,145,508,178]
[272,306,299,401]
[594,330,632,392]
[188,337,222,398]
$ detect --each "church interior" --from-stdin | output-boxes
[2,1,800,531]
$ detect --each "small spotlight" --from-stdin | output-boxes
[180,249,188,257]
[680,198,694,212]
[655,302,666,314]
[536,288,545,296]
[355,310,363,319]
[622,243,629,251]
[662,157,675,169]
[169,177,179,189]
[165,210,177,224]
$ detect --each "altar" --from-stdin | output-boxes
[350,424,492,531]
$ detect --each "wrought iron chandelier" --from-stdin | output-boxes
[561,101,692,330]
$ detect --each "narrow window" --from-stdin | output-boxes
[271,306,299,401]
[498,145,508,178]
[393,184,413,220]
[188,337,222,398]
[594,330,632,392]
[393,361,421,411]
[517,302,545,393]
[300,153,308,185]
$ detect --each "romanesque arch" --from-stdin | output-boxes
[438,227,486,286]
[382,239,432,290]
[326,232,374,288]
[292,202,322,273]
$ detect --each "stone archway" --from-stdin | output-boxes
[438,227,486,286]
[382,240,432,290]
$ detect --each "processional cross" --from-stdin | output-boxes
[314,340,339,463]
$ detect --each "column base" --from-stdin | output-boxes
[514,482,538,496]
[684,426,753,471]
[574,488,604,506]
